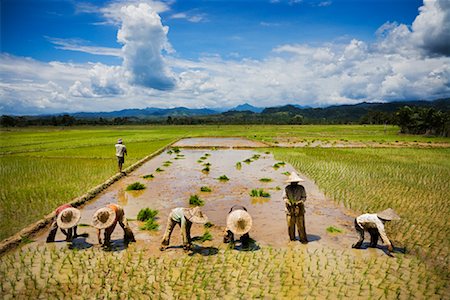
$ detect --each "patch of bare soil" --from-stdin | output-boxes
[25,139,387,258]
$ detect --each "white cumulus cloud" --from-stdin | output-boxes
[117,3,176,90]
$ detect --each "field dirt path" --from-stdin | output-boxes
[26,138,387,258]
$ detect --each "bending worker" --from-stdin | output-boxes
[92,203,136,247]
[352,208,400,252]
[160,206,208,251]
[283,172,308,243]
[223,205,253,249]
[46,204,81,243]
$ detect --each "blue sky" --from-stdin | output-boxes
[1,0,449,114]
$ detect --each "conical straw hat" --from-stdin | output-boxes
[56,207,81,229]
[227,209,253,235]
[92,207,116,229]
[377,208,400,221]
[285,172,305,183]
[184,207,208,224]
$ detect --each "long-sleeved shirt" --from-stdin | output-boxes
[283,184,306,215]
[115,144,127,157]
[170,207,190,245]
[356,213,391,246]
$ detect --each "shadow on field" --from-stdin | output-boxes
[306,234,321,242]
[229,238,261,252]
[353,242,407,257]
[101,238,132,252]
[68,235,93,250]
[189,245,219,256]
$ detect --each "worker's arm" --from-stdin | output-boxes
[180,215,188,246]
[374,219,392,250]
[282,190,291,207]
[97,229,102,244]
[300,185,307,201]
[124,146,127,156]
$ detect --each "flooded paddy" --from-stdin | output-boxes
[27,138,365,256]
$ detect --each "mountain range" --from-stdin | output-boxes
[64,99,448,119]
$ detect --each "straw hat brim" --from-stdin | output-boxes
[227,210,252,235]
[92,207,117,229]
[184,207,208,224]
[285,172,305,183]
[56,207,81,229]
[377,208,400,221]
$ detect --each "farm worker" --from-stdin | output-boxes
[46,204,81,243]
[223,205,253,248]
[352,208,400,252]
[115,138,127,173]
[283,172,308,243]
[160,206,208,251]
[92,203,136,247]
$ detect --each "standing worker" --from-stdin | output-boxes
[115,138,127,173]
[160,207,208,251]
[223,205,253,249]
[352,208,400,252]
[283,172,308,243]
[92,203,136,247]
[46,204,81,243]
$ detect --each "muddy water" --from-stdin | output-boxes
[29,139,384,257]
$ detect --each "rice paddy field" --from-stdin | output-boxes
[1,125,449,299]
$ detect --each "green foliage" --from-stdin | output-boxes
[137,208,159,222]
[218,175,229,181]
[243,158,252,164]
[259,178,272,182]
[395,106,449,136]
[200,186,212,192]
[139,219,159,231]
[235,162,242,170]
[199,230,213,242]
[250,189,271,197]
[282,171,290,176]
[155,167,164,172]
[172,147,181,153]
[326,226,343,233]
[189,194,205,206]
[202,166,210,173]
[126,182,146,191]
[20,236,34,244]
[143,174,154,179]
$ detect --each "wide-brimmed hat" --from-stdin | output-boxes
[184,207,208,224]
[377,208,400,221]
[92,207,116,229]
[227,209,253,235]
[56,207,81,229]
[285,172,305,183]
[117,138,123,144]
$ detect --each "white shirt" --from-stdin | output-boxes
[356,213,391,246]
[115,144,127,157]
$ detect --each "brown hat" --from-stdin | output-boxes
[377,208,400,221]
[227,209,252,235]
[285,172,304,183]
[57,207,81,229]
[92,207,116,229]
[184,207,208,224]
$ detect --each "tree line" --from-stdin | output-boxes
[2,104,449,137]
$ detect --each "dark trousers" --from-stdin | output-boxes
[286,213,308,243]
[353,219,379,248]
[46,220,78,242]
[223,230,250,248]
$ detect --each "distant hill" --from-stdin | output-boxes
[228,103,264,113]
[70,107,218,119]
[261,99,450,123]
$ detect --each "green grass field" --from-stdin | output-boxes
[0,125,449,298]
